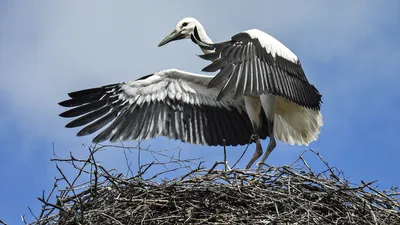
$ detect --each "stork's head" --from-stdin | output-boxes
[158,17,200,47]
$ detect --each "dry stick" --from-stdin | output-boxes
[289,150,307,167]
[123,147,134,177]
[232,137,253,169]
[37,181,58,220]
[309,149,340,181]
[207,161,228,174]
[45,181,58,206]
[364,198,379,225]
[53,151,93,189]
[137,142,142,179]
[55,164,84,223]
[89,146,99,198]
[148,164,190,181]
[223,139,227,171]
[51,158,90,163]
[119,141,134,177]
[36,143,63,220]
[36,198,67,213]
[362,180,400,208]
[101,213,124,225]
[180,161,204,181]
[137,162,155,178]
[97,165,120,191]
[27,206,38,222]
[176,147,196,172]
[102,143,187,166]
[299,154,313,175]
[149,150,172,171]
[21,215,27,225]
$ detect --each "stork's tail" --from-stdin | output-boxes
[273,97,323,145]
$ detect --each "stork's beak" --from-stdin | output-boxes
[158,29,185,47]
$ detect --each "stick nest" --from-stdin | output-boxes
[22,146,400,225]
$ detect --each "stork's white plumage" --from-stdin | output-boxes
[60,17,323,171]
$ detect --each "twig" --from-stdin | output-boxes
[232,137,253,169]
[223,139,227,171]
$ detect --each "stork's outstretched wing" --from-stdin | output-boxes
[191,28,322,110]
[59,69,269,145]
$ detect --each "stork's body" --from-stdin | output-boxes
[159,18,322,169]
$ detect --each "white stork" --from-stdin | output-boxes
[158,17,323,169]
[59,17,322,170]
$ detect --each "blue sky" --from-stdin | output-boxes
[1,1,400,223]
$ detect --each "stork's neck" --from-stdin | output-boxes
[195,25,214,54]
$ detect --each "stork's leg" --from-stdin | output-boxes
[245,135,263,169]
[258,94,277,171]
[243,96,263,170]
[258,132,276,170]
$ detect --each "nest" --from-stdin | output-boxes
[17,145,400,225]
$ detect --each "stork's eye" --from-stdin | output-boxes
[181,22,188,27]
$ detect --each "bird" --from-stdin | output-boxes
[59,17,323,171]
[157,17,323,170]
